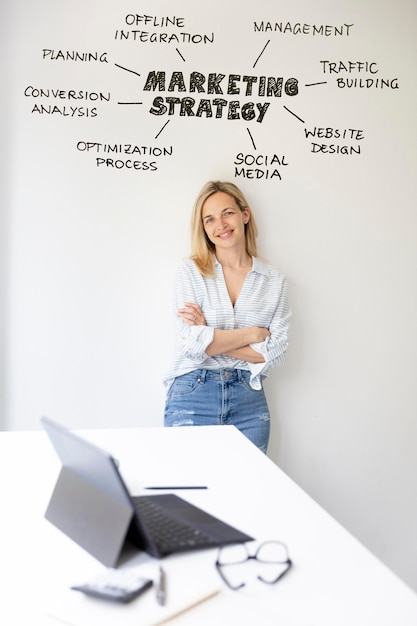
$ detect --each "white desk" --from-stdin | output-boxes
[1,425,417,625]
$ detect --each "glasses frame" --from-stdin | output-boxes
[215,540,292,590]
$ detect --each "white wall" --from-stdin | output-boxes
[2,0,417,592]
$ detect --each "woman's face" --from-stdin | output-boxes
[201,192,250,251]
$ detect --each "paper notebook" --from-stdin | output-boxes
[47,569,220,626]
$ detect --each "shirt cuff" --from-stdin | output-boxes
[181,325,215,359]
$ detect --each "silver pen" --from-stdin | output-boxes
[156,566,166,606]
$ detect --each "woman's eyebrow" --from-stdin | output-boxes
[203,207,235,219]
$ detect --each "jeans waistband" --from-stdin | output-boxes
[197,368,249,383]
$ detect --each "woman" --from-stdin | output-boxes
[163,181,291,453]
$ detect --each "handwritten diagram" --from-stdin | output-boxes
[22,12,400,180]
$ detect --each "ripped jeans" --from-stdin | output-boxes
[164,369,270,453]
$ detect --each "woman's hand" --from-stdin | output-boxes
[248,326,271,343]
[178,302,207,326]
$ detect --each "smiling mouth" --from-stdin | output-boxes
[217,229,233,239]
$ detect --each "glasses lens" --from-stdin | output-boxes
[256,541,289,563]
[218,543,249,565]
[218,561,246,589]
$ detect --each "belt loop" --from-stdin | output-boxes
[237,368,242,382]
[198,369,207,383]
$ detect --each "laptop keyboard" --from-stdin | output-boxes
[133,496,218,552]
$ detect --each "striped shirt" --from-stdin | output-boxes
[164,256,291,390]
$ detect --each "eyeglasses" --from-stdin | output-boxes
[215,541,292,590]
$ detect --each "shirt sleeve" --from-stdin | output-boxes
[247,275,291,387]
[172,262,215,363]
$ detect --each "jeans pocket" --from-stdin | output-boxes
[169,371,201,397]
[240,373,265,393]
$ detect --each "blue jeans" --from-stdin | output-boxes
[164,369,270,453]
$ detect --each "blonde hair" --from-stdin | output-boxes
[190,181,259,277]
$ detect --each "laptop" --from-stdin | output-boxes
[41,417,253,567]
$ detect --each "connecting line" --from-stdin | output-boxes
[155,120,171,139]
[253,40,270,68]
[305,81,328,87]
[114,63,141,78]
[283,105,305,124]
[176,48,186,62]
[247,128,257,150]
[117,101,143,105]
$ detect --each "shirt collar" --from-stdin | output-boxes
[250,256,269,276]
[213,256,268,276]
